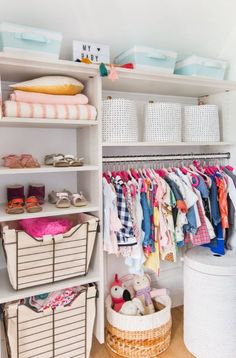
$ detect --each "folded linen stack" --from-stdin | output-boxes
[3,75,97,120]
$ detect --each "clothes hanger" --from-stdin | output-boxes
[129,167,140,180]
[103,171,111,183]
[155,161,168,177]
[191,159,212,187]
[178,160,200,187]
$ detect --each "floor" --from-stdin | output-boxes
[91,306,195,358]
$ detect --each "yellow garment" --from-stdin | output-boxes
[153,206,160,227]
[144,241,160,275]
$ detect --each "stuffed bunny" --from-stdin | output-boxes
[133,274,155,315]
[119,298,145,316]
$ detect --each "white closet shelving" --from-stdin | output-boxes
[103,142,233,147]
[0,55,104,345]
[0,266,100,304]
[102,67,236,96]
[102,66,236,308]
[0,202,99,222]
[0,117,98,128]
[1,54,236,350]
[0,165,99,175]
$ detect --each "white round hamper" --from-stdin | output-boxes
[184,247,236,358]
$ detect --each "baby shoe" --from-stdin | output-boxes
[63,189,88,207]
[2,155,22,168]
[44,154,63,166]
[28,184,45,204]
[7,184,25,202]
[48,191,71,208]
[20,154,40,168]
[6,198,24,214]
[25,196,42,213]
[64,155,84,167]
[53,154,69,167]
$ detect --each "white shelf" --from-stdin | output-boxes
[103,141,233,147]
[0,53,98,81]
[0,201,99,222]
[102,67,236,97]
[0,117,98,129]
[0,267,100,304]
[0,52,104,343]
[0,164,99,175]
[1,54,236,97]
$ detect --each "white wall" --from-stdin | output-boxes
[0,0,236,77]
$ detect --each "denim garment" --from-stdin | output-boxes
[140,192,154,252]
[193,175,209,199]
[184,206,198,234]
[209,178,221,226]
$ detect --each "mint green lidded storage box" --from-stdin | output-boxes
[175,55,228,80]
[0,22,62,59]
[114,46,177,73]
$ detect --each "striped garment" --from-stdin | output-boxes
[3,100,97,120]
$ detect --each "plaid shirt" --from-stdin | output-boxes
[191,201,210,246]
[112,176,137,247]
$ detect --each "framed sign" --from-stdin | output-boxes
[73,40,110,63]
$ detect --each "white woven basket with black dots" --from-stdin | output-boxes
[143,102,182,142]
[102,98,138,143]
[183,104,220,142]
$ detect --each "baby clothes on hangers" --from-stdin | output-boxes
[103,159,236,274]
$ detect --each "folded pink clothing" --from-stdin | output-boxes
[19,217,73,238]
[4,100,97,120]
[10,90,89,105]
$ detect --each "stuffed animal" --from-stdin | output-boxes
[133,274,157,315]
[119,298,145,316]
[110,274,131,312]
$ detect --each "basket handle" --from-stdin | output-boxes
[147,51,167,61]
[15,31,50,43]
[202,60,223,69]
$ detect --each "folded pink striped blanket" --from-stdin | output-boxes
[10,90,89,105]
[4,100,97,120]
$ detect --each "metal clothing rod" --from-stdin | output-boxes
[102,152,231,163]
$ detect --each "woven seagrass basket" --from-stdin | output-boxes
[105,295,172,357]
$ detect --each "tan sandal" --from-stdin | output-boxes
[64,155,84,167]
[63,189,88,207]
[53,155,69,167]
[6,198,24,214]
[25,196,42,213]
[48,191,71,208]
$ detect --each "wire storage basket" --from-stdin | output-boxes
[2,284,97,358]
[183,104,220,142]
[2,213,99,290]
[102,98,138,143]
[143,102,182,142]
[106,295,172,357]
